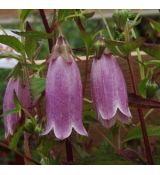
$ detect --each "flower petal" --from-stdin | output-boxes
[91,54,118,120]
[3,79,19,137]
[44,56,87,139]
[3,78,31,137]
[91,54,131,127]
[111,55,131,118]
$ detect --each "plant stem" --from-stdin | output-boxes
[99,10,123,56]
[127,55,154,164]
[117,125,121,150]
[131,28,145,80]
[137,108,154,126]
[124,17,153,164]
[50,10,57,46]
[39,9,53,52]
[65,138,73,164]
[75,17,89,97]
[24,132,33,164]
[0,141,40,164]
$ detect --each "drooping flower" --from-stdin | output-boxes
[42,36,88,140]
[91,53,131,128]
[3,78,31,138]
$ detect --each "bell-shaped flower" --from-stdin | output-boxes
[3,78,31,138]
[42,36,88,140]
[91,53,131,128]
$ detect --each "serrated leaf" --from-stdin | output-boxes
[124,125,160,142]
[0,35,25,54]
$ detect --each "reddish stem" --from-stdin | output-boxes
[24,132,33,164]
[0,141,40,164]
[39,9,53,52]
[127,56,154,164]
[75,18,89,96]
[65,139,73,164]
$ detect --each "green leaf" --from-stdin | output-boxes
[150,19,160,32]
[0,35,25,54]
[113,10,130,30]
[80,31,94,54]
[13,91,21,111]
[73,143,90,159]
[22,62,45,72]
[144,60,160,67]
[12,31,53,40]
[0,108,19,117]
[106,38,143,56]
[36,137,57,158]
[0,51,20,60]
[19,9,32,23]
[82,11,95,19]
[78,140,133,164]
[25,35,37,59]
[141,43,160,59]
[9,125,24,150]
[124,125,160,142]
[58,10,75,22]
[30,76,45,100]
[146,81,159,98]
[138,78,148,97]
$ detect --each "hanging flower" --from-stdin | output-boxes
[91,53,131,128]
[42,36,88,140]
[3,78,31,138]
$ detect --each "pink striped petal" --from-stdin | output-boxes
[43,56,87,140]
[3,78,31,137]
[91,54,131,128]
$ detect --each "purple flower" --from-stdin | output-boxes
[91,54,131,128]
[42,36,87,140]
[3,78,31,138]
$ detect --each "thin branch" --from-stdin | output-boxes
[75,17,89,97]
[65,139,74,164]
[127,55,154,165]
[0,141,40,165]
[39,9,53,52]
